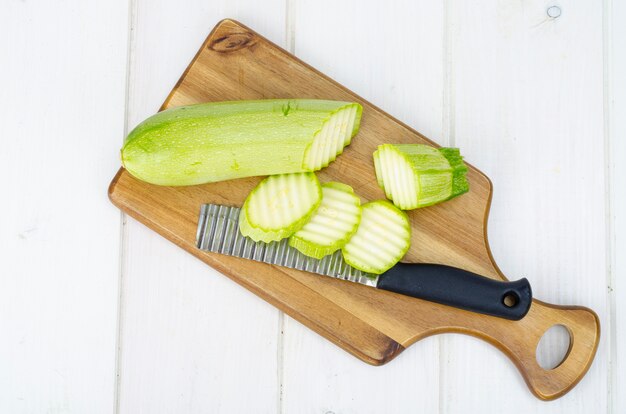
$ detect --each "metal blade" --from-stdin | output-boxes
[196,204,378,287]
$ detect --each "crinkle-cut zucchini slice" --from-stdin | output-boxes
[239,172,322,243]
[341,200,411,274]
[289,182,362,259]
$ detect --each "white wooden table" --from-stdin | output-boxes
[2,1,624,412]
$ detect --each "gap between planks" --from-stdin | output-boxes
[278,2,296,412]
[442,0,456,148]
[603,0,617,412]
[114,0,137,412]
[439,1,455,412]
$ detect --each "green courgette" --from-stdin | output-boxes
[121,99,362,186]
[373,144,469,210]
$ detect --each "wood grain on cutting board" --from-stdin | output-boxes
[108,19,599,400]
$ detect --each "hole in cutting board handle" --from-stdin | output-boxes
[536,324,572,370]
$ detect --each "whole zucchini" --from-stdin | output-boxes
[121,99,362,186]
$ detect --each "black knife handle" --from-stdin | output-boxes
[377,263,532,320]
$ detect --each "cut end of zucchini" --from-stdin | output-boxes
[303,103,362,171]
[341,200,410,275]
[239,172,322,242]
[373,144,469,210]
[289,182,362,259]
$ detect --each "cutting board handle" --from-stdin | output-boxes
[460,300,600,400]
[521,303,600,400]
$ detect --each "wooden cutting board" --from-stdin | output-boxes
[108,19,599,400]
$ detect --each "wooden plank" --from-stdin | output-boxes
[0,1,128,413]
[116,3,286,413]
[441,0,608,411]
[109,18,600,402]
[282,1,444,412]
[609,0,626,411]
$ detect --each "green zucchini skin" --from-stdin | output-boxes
[121,99,362,186]
[373,144,469,210]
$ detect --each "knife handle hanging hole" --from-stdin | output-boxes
[502,292,519,308]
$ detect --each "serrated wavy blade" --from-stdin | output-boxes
[196,204,378,287]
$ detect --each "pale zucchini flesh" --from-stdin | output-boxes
[239,173,322,243]
[121,99,362,186]
[341,200,411,275]
[373,144,469,210]
[303,105,359,170]
[289,182,362,259]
